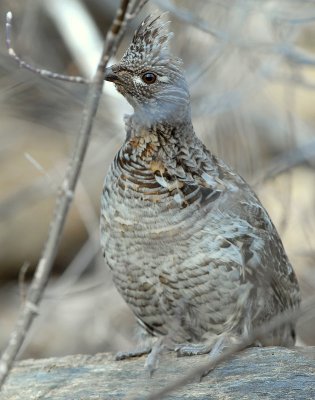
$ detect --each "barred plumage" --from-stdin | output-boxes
[100,14,300,371]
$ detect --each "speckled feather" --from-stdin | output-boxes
[101,15,300,355]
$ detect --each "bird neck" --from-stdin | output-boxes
[128,111,194,140]
[123,112,199,169]
[132,93,192,128]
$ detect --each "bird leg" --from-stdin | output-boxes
[116,336,169,377]
[144,337,165,377]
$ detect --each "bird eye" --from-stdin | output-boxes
[142,72,157,84]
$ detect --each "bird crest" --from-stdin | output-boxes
[121,14,175,70]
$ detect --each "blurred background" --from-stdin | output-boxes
[0,0,315,360]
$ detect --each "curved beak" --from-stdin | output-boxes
[104,66,119,82]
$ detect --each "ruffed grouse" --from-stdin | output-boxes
[100,14,300,371]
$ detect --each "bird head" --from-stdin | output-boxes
[104,14,190,125]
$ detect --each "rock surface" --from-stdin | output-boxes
[2,347,315,399]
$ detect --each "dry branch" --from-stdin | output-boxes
[5,12,88,84]
[0,0,146,389]
[254,139,315,185]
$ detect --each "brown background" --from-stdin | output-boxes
[0,0,314,359]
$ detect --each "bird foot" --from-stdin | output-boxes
[115,346,151,361]
[115,338,165,377]
[175,342,212,356]
[175,335,236,378]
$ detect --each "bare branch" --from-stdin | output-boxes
[42,0,105,79]
[155,0,223,39]
[5,11,88,84]
[0,0,145,389]
[128,0,149,18]
[156,0,315,71]
[18,262,30,304]
[253,139,315,186]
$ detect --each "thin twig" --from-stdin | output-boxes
[129,0,149,18]
[42,0,105,79]
[155,0,223,39]
[5,11,89,84]
[253,139,315,187]
[18,262,30,304]
[0,0,145,389]
[136,298,315,400]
